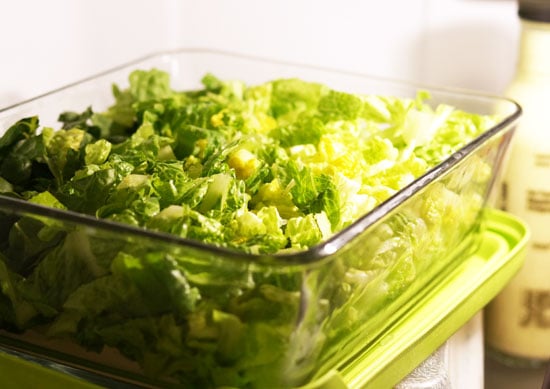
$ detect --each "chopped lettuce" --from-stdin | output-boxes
[0,69,499,387]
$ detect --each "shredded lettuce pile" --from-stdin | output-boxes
[0,69,499,388]
[0,70,496,254]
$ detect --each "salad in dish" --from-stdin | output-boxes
[0,69,498,387]
[0,70,496,253]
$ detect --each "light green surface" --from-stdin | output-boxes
[0,209,528,389]
[0,351,100,389]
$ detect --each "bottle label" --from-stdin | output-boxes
[527,189,550,213]
[520,288,550,328]
[486,142,550,360]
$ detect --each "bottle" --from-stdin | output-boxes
[484,0,550,368]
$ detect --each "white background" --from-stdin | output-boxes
[0,0,519,108]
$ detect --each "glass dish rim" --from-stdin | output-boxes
[0,48,523,266]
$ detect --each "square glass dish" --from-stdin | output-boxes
[0,49,521,388]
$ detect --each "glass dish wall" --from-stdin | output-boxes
[0,49,520,388]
